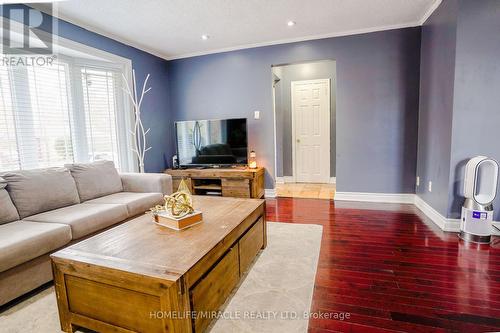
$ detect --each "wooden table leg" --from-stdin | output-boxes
[52,261,74,333]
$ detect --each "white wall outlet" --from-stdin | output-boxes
[416,176,420,187]
[428,181,432,192]
[254,110,260,120]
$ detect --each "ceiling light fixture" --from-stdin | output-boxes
[201,34,210,40]
[287,21,296,27]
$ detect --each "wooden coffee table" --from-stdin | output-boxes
[51,196,266,333]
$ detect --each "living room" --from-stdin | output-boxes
[1,1,500,332]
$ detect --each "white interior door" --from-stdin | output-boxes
[292,79,330,183]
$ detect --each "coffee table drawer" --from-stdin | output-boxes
[239,218,264,273]
[65,275,164,333]
[190,245,240,333]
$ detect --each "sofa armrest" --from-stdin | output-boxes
[120,173,173,195]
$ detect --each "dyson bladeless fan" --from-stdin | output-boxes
[460,156,499,243]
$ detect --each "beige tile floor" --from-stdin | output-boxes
[275,182,336,199]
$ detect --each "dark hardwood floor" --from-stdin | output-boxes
[265,197,500,333]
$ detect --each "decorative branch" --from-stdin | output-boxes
[122,70,152,173]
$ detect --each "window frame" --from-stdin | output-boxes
[0,18,137,172]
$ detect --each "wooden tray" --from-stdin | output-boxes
[152,210,203,230]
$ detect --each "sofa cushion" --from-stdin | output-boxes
[0,221,71,272]
[85,192,163,216]
[24,203,128,240]
[120,173,173,195]
[0,177,20,225]
[66,161,123,202]
[1,168,80,219]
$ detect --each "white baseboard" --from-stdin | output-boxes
[275,177,285,184]
[493,222,500,236]
[413,197,500,233]
[272,188,495,233]
[334,192,497,233]
[334,192,415,204]
[264,189,276,198]
[416,197,500,233]
[335,192,458,231]
[413,196,460,232]
[275,176,295,184]
[276,176,334,184]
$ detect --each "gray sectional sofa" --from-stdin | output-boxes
[0,161,172,306]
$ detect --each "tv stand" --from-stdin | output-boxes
[165,167,265,199]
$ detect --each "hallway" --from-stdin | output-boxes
[275,183,336,200]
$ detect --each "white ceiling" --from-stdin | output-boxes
[36,0,441,60]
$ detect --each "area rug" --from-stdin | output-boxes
[1,222,322,333]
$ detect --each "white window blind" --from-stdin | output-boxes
[21,63,74,169]
[0,59,132,172]
[79,66,122,165]
[0,66,19,171]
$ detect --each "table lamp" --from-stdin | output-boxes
[249,150,257,169]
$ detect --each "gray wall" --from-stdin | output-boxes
[448,0,500,220]
[417,0,500,220]
[416,0,458,217]
[168,27,422,191]
[273,61,337,178]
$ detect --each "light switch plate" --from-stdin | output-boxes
[254,111,260,120]
[428,181,432,192]
[416,176,420,187]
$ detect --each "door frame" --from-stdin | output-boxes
[291,78,331,183]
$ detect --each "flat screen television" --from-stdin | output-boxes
[175,118,248,167]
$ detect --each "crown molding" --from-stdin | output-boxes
[419,0,443,25]
[166,22,420,60]
[30,2,441,61]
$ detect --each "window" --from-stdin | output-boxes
[0,67,19,171]
[81,67,120,163]
[0,45,134,172]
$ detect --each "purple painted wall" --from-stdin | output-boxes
[417,0,500,220]
[416,0,458,216]
[448,0,500,220]
[6,2,498,220]
[168,28,422,190]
